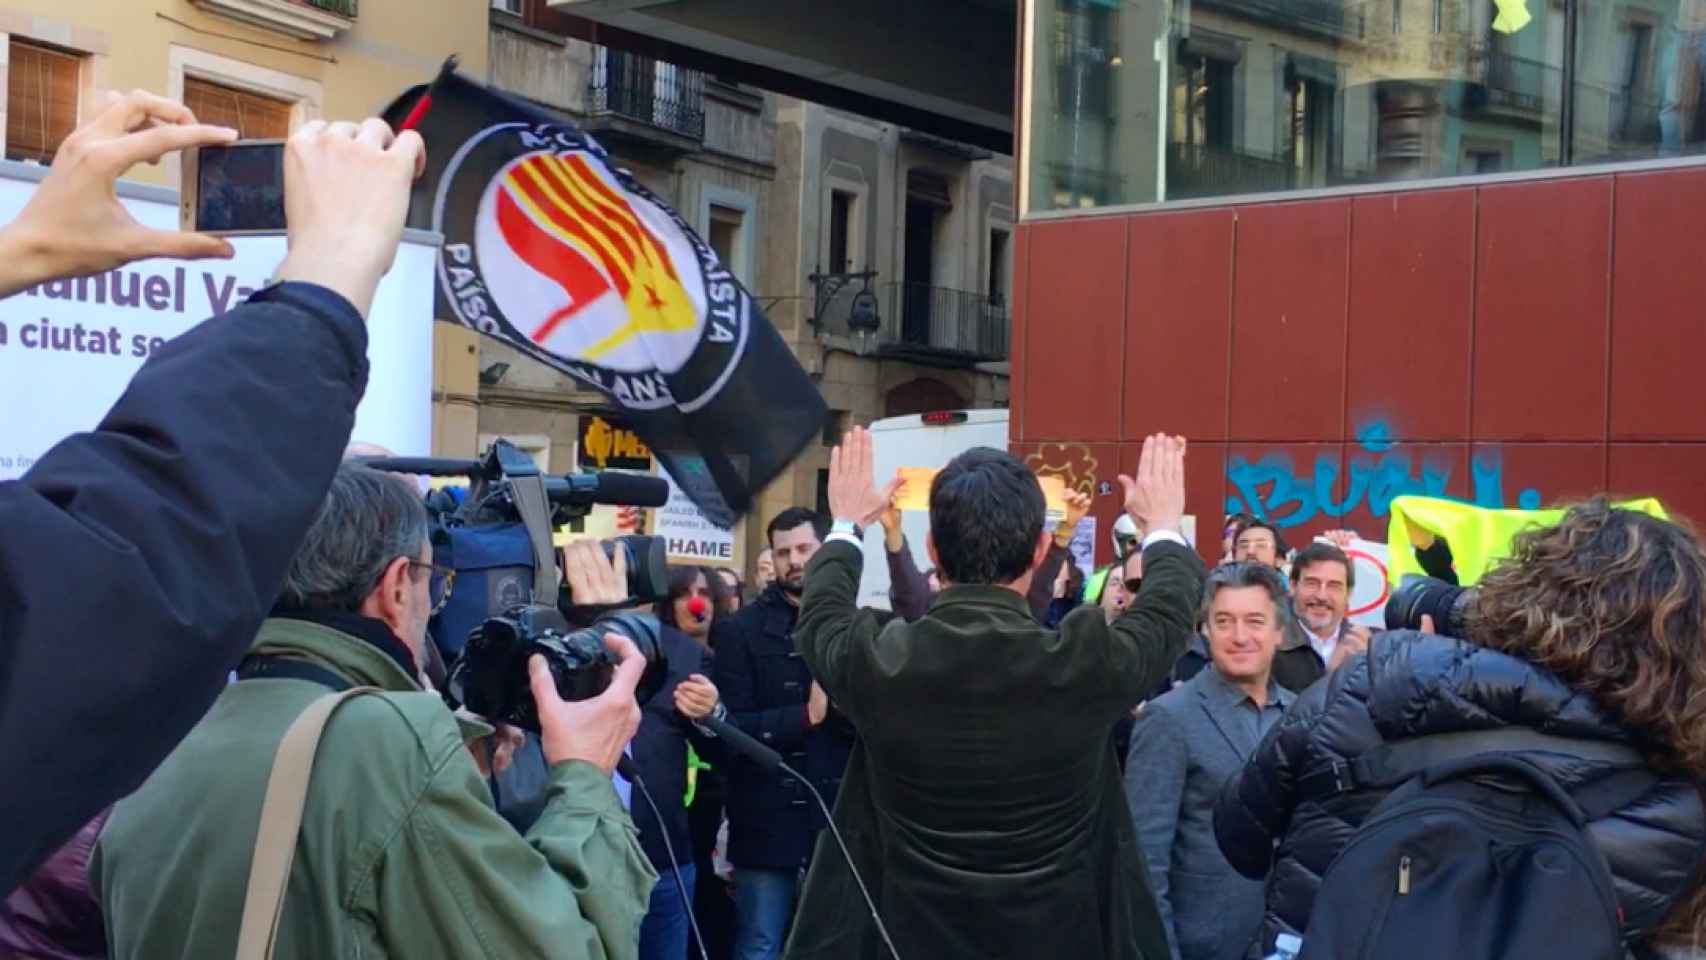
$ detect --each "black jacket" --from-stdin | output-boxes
[709,582,856,870]
[0,283,366,893]
[630,625,715,872]
[784,538,1206,960]
[1214,630,1706,951]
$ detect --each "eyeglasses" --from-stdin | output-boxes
[408,560,456,616]
[1124,578,1143,594]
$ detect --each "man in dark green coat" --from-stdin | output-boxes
[93,465,656,959]
[783,431,1205,960]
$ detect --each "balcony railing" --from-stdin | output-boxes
[1167,142,1298,199]
[589,48,706,142]
[1469,50,1554,116]
[304,0,357,14]
[886,282,1009,362]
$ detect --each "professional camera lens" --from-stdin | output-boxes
[605,535,670,604]
[1385,575,1476,636]
[445,604,667,733]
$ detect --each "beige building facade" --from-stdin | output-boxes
[0,1,485,178]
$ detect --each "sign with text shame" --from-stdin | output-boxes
[655,463,744,569]
[0,167,436,482]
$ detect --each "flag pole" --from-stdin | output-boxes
[399,55,459,132]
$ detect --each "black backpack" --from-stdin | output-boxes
[1296,729,1653,960]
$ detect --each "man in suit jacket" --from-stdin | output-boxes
[782,430,1204,960]
[1125,562,1296,960]
[1270,541,1370,694]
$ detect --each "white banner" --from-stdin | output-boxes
[0,170,436,481]
[655,465,738,567]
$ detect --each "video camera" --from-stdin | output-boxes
[363,440,671,731]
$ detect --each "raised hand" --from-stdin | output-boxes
[828,426,902,528]
[1117,434,1187,537]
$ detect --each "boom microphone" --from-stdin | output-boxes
[564,472,669,508]
[357,455,479,476]
[359,457,669,508]
[693,715,902,960]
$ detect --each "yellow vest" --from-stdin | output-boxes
[1386,495,1668,586]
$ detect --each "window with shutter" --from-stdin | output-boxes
[6,41,82,164]
[182,76,293,139]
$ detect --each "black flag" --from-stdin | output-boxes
[384,64,825,527]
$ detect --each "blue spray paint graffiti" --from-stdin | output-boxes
[1224,421,1543,528]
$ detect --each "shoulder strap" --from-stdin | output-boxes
[234,686,379,960]
[236,655,354,692]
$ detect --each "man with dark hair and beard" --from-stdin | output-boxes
[709,507,856,960]
[782,430,1205,960]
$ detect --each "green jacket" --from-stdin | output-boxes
[92,616,656,959]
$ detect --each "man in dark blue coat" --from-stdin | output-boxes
[0,93,424,891]
[709,507,856,960]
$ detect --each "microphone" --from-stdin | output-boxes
[359,456,670,508]
[695,715,783,773]
[357,455,479,476]
[694,715,902,960]
[556,472,669,509]
[613,755,711,960]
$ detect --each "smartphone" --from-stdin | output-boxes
[180,139,286,236]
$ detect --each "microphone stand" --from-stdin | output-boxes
[694,715,902,960]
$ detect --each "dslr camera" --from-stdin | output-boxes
[1385,575,1475,637]
[365,440,671,731]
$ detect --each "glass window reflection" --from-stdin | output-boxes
[1026,0,1706,212]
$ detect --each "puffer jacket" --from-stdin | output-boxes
[1214,630,1706,953]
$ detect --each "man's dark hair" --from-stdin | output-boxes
[767,507,829,546]
[1235,518,1289,557]
[278,464,430,612]
[1201,561,1292,625]
[1290,542,1355,591]
[928,447,1045,586]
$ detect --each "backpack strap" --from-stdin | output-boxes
[234,686,380,960]
[237,655,354,692]
[1298,728,1646,799]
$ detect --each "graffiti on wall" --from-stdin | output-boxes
[1225,421,1543,529]
[1024,442,1100,498]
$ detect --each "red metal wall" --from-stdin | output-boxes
[1012,166,1706,568]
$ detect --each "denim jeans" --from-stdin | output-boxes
[731,866,800,960]
[639,862,698,960]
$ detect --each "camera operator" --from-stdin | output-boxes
[0,92,425,892]
[92,464,656,958]
[1214,500,1706,957]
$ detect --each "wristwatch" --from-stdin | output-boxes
[831,518,862,539]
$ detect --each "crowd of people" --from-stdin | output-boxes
[2,90,1706,960]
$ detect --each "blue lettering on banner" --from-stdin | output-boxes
[1224,420,1543,528]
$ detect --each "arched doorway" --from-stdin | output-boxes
[885,377,965,417]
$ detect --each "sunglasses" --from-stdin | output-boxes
[407,560,457,616]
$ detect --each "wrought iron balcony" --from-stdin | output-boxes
[588,47,706,149]
[886,282,1010,363]
[1167,142,1298,199]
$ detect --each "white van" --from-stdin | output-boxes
[855,409,1010,609]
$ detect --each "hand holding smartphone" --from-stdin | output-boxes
[179,140,286,236]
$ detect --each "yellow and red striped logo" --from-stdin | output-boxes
[493,152,697,360]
